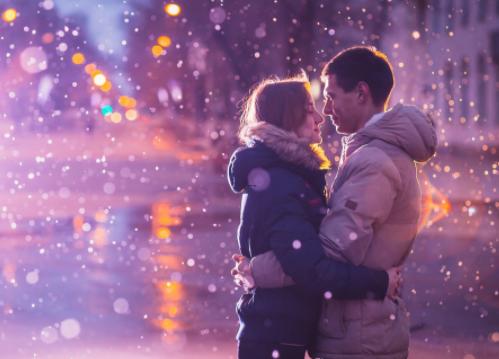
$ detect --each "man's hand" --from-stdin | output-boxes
[231,254,255,291]
[386,266,402,299]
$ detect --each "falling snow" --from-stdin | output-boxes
[0,0,495,358]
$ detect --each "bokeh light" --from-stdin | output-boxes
[2,8,17,23]
[71,52,86,65]
[41,32,54,44]
[19,46,48,74]
[118,96,137,108]
[164,3,181,17]
[151,45,164,58]
[101,105,113,116]
[93,73,107,87]
[157,35,172,48]
[125,109,138,121]
[84,63,97,75]
[100,81,112,92]
[110,112,122,123]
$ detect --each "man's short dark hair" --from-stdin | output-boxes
[321,46,394,106]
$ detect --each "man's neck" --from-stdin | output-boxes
[360,106,384,128]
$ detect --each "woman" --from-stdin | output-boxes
[227,75,395,359]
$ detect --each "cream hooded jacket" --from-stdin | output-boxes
[250,104,437,359]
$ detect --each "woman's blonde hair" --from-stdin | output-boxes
[238,73,312,143]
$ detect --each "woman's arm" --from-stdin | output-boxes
[262,187,388,300]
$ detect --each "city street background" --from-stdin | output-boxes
[0,1,497,358]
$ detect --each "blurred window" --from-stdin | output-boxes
[496,64,499,124]
[478,0,487,22]
[477,53,487,124]
[460,58,469,123]
[446,0,454,32]
[444,60,454,122]
[461,0,469,27]
[433,0,442,33]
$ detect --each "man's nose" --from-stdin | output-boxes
[322,102,331,116]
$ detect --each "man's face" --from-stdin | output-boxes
[322,74,362,135]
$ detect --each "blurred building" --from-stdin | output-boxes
[382,0,498,150]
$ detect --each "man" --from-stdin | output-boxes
[233,46,437,358]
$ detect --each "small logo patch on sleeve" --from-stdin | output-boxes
[345,199,358,210]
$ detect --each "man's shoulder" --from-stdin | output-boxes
[347,144,391,167]
[343,144,401,183]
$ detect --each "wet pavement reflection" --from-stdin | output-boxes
[0,190,241,357]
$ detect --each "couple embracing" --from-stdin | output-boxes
[228,46,437,359]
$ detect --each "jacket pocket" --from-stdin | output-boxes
[361,297,410,354]
[318,300,347,339]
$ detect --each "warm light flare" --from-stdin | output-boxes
[125,109,138,121]
[73,215,85,233]
[151,45,164,58]
[2,261,16,283]
[41,32,54,44]
[91,226,108,247]
[153,318,180,331]
[118,96,137,108]
[164,3,181,17]
[93,73,107,87]
[72,52,86,65]
[100,81,112,92]
[418,173,451,231]
[110,112,122,123]
[84,63,97,75]
[157,35,172,48]
[2,8,17,23]
[157,281,183,301]
[155,226,171,239]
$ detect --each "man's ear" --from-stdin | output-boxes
[357,82,370,104]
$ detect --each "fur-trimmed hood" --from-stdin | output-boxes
[241,122,330,170]
[228,122,330,193]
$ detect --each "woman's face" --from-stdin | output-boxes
[295,98,324,144]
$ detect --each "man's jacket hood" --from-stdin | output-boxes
[343,104,437,163]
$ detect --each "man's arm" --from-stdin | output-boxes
[250,250,294,288]
[263,186,388,300]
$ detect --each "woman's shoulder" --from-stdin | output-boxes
[239,166,306,201]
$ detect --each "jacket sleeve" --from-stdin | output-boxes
[264,184,388,300]
[320,149,401,266]
[250,250,295,288]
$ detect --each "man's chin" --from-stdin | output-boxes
[334,125,348,135]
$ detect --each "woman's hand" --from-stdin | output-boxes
[386,266,402,299]
[231,254,256,291]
